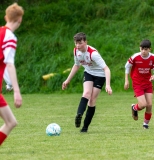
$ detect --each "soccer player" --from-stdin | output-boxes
[62,32,112,132]
[0,3,23,146]
[124,39,154,129]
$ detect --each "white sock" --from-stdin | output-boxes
[143,122,148,126]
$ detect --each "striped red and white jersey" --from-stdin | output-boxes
[0,26,17,91]
[74,45,107,77]
[125,52,154,86]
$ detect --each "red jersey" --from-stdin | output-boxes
[0,27,6,91]
[0,26,17,91]
[126,52,154,87]
[0,26,17,107]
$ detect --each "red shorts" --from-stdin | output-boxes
[0,94,7,107]
[133,84,153,97]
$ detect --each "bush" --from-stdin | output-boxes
[1,0,154,93]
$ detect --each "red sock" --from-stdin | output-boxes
[0,131,7,145]
[134,104,142,111]
[144,112,152,124]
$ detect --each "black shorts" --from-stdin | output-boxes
[83,72,106,89]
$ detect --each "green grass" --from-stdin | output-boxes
[0,92,154,160]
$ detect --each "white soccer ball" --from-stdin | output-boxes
[46,123,61,136]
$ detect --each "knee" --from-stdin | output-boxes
[12,120,18,128]
[147,104,152,108]
[83,91,91,99]
[139,103,152,110]
[146,104,152,112]
[88,99,95,105]
[7,119,18,129]
[139,102,147,109]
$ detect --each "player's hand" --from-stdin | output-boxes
[105,85,112,95]
[14,91,22,108]
[149,75,154,81]
[124,82,129,90]
[62,80,69,90]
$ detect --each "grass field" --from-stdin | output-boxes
[0,92,154,160]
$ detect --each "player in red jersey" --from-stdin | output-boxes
[0,3,24,146]
[62,32,112,132]
[124,39,154,129]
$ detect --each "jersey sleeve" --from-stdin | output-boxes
[2,29,17,64]
[73,49,80,66]
[125,61,132,74]
[125,54,135,74]
[3,68,12,85]
[91,51,107,69]
[151,53,154,70]
[74,55,80,66]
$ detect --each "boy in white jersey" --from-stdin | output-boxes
[62,32,112,132]
[0,3,23,146]
[124,39,154,129]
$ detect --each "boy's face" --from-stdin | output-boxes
[74,40,87,52]
[140,47,151,57]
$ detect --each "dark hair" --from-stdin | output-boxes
[73,32,86,42]
[140,39,151,48]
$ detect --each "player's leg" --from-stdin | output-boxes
[143,93,153,129]
[81,87,101,132]
[75,80,93,128]
[79,81,93,113]
[132,95,147,120]
[80,76,105,132]
[0,106,17,145]
[131,85,147,120]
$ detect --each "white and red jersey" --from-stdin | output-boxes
[0,26,17,91]
[74,45,107,77]
[125,52,154,86]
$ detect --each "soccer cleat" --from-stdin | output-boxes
[80,127,88,133]
[75,113,82,128]
[143,125,149,129]
[131,104,138,120]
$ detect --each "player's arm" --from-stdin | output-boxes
[149,68,154,81]
[124,61,132,90]
[103,66,112,95]
[62,64,80,90]
[65,64,80,82]
[149,59,154,81]
[3,35,22,108]
[91,51,112,95]
[3,68,13,91]
[62,51,80,90]
[5,63,22,108]
[6,63,20,92]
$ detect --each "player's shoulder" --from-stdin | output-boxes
[131,52,141,59]
[87,45,98,54]
[4,27,17,42]
[73,47,77,53]
[149,52,154,57]
[73,47,80,56]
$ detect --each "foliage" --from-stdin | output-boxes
[1,0,154,93]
